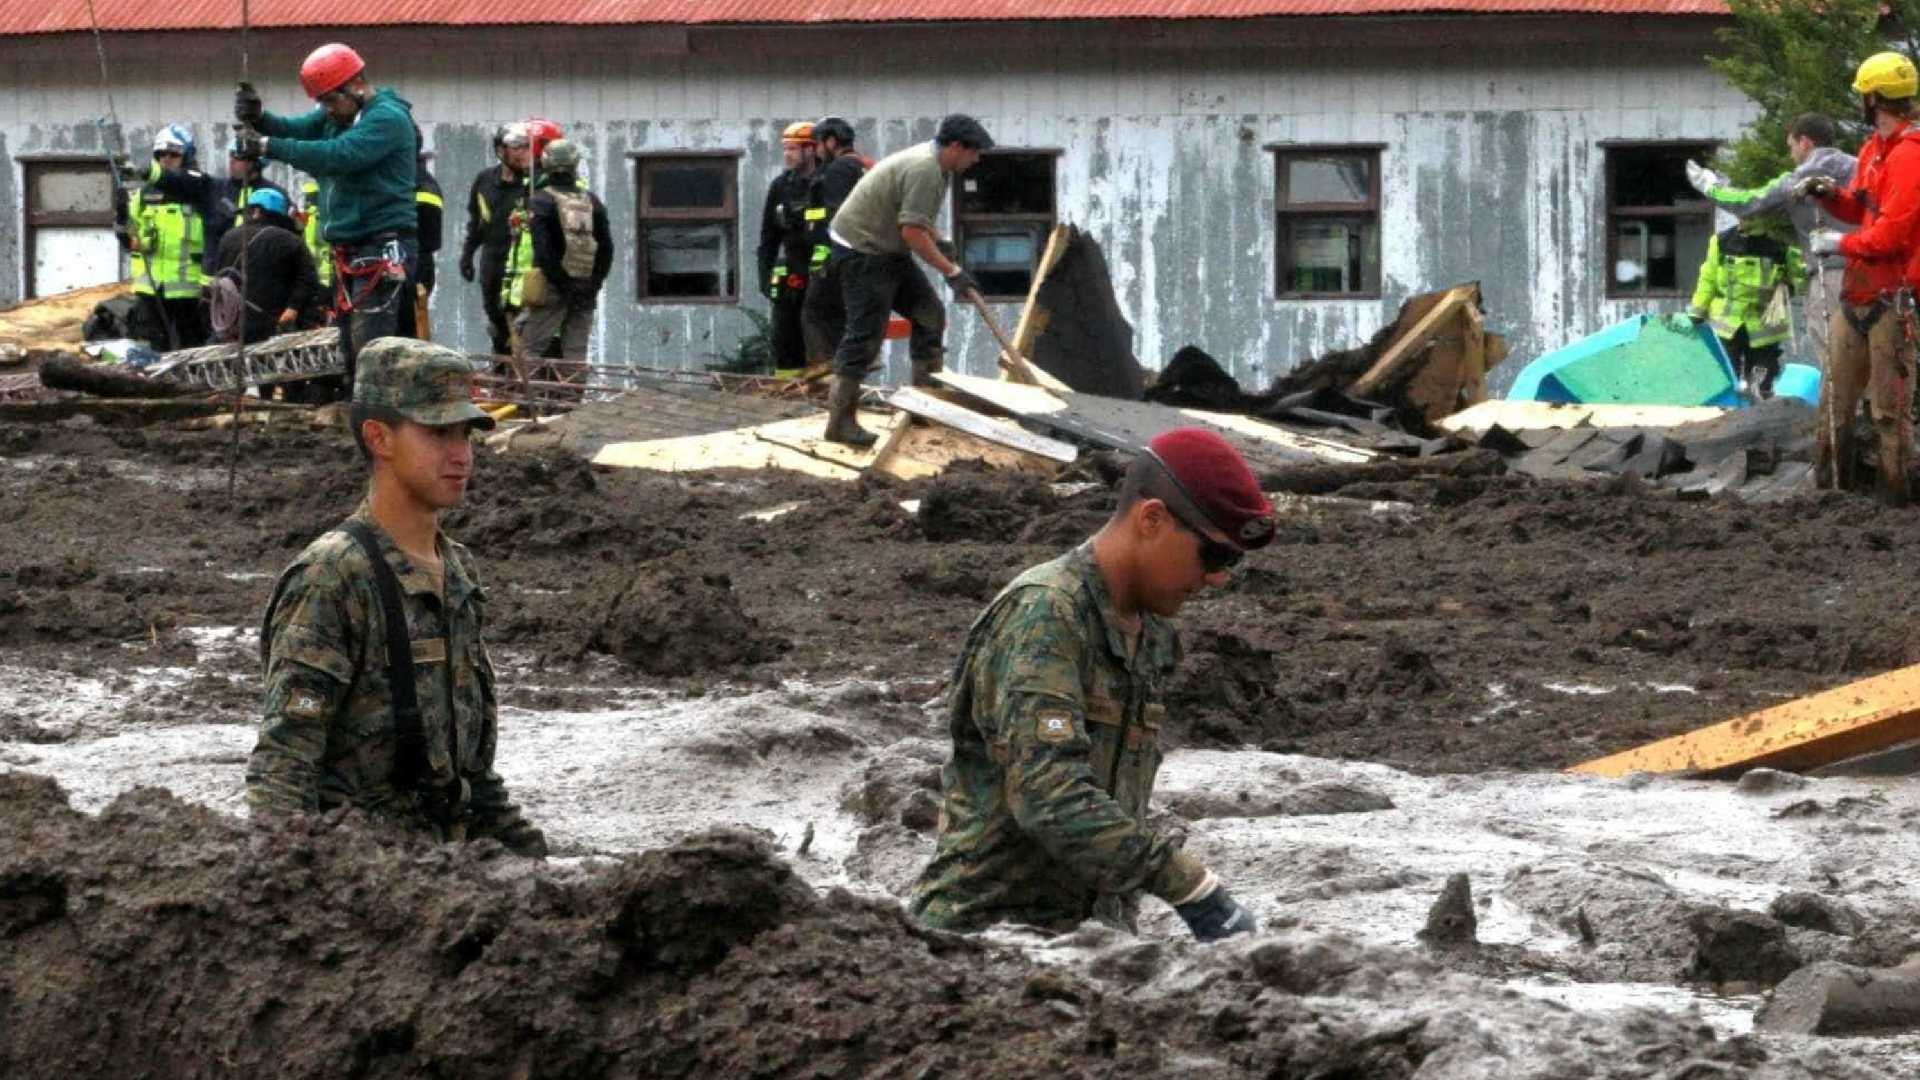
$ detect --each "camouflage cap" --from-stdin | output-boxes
[351,337,495,430]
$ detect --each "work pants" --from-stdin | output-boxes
[802,259,848,368]
[1722,327,1782,399]
[1805,265,1843,375]
[513,288,595,402]
[830,249,944,380]
[332,233,418,401]
[136,294,209,351]
[770,283,809,372]
[1819,299,1913,505]
[479,253,511,355]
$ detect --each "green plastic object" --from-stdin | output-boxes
[1508,314,1742,407]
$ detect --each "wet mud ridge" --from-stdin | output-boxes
[0,772,1884,1080]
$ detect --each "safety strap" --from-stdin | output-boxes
[1845,299,1888,340]
[338,520,431,787]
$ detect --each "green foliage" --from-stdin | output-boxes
[704,307,774,375]
[1707,0,1898,186]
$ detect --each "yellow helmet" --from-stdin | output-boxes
[781,121,815,145]
[1854,51,1919,99]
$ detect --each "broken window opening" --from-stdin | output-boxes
[1605,142,1716,299]
[1272,146,1382,299]
[633,153,740,302]
[953,150,1059,301]
[25,158,120,298]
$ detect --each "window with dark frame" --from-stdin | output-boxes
[952,150,1059,301]
[1272,146,1382,299]
[24,160,120,298]
[633,152,740,302]
[1605,142,1716,298]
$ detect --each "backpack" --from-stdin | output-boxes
[550,189,597,281]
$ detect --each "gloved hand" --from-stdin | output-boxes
[234,81,264,126]
[1808,228,1843,257]
[108,152,133,177]
[936,238,960,263]
[1174,882,1257,943]
[1685,307,1708,325]
[230,125,267,161]
[457,249,476,283]
[1794,175,1838,200]
[1684,160,1720,198]
[945,267,981,297]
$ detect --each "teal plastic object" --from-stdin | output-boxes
[1773,362,1821,405]
[1507,314,1743,407]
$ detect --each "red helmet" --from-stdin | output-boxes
[523,118,564,162]
[300,44,365,100]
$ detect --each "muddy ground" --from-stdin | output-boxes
[4,414,1920,1076]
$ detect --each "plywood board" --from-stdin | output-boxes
[1352,287,1471,397]
[1442,400,1728,435]
[888,387,1078,463]
[933,370,1071,416]
[1174,407,1379,465]
[591,410,897,480]
[1567,664,1920,778]
[872,420,1063,481]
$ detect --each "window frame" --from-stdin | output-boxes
[1268,143,1385,301]
[628,149,742,305]
[21,155,121,299]
[1601,138,1719,300]
[950,147,1062,303]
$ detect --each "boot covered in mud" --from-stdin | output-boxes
[910,352,945,388]
[825,374,877,448]
[1876,414,1911,506]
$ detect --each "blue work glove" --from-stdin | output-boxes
[1175,882,1257,943]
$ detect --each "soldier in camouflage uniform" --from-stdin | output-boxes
[911,428,1276,941]
[248,337,546,854]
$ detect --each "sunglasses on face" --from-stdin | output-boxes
[1166,505,1243,574]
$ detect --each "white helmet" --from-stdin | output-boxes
[152,124,194,160]
[500,122,529,150]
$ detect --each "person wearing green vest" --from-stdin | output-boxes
[298,177,333,291]
[121,124,213,350]
[498,119,565,358]
[505,139,611,401]
[1688,223,1807,399]
[224,145,287,230]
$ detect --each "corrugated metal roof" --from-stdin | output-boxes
[10,0,1730,36]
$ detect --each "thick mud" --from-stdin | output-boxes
[9,419,1920,770]
[0,771,1899,1079]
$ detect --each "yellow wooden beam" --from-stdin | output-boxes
[1567,664,1920,778]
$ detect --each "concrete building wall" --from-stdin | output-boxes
[0,21,1756,389]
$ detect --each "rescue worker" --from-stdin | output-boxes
[120,124,213,350]
[823,113,993,446]
[800,116,871,371]
[1687,222,1806,399]
[1803,51,1920,504]
[1687,114,1854,370]
[224,143,287,228]
[235,43,418,397]
[248,337,546,855]
[500,119,565,358]
[911,427,1271,942]
[397,127,444,340]
[757,122,819,375]
[509,139,612,401]
[459,124,529,355]
[298,176,333,293]
[209,188,326,344]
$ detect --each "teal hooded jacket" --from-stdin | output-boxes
[260,88,417,244]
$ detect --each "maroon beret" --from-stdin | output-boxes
[1147,427,1276,550]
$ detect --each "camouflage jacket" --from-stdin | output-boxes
[910,543,1206,933]
[247,500,530,842]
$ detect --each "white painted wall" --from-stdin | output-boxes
[0,25,1758,389]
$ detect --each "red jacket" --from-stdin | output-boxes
[1823,120,1920,303]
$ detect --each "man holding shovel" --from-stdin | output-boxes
[820,113,993,446]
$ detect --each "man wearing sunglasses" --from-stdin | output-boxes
[912,427,1275,942]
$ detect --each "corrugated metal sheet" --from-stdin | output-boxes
[9,0,1730,36]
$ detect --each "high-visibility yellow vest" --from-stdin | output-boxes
[128,188,206,299]
[502,177,582,308]
[301,179,332,287]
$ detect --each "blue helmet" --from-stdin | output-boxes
[152,124,194,160]
[247,188,290,217]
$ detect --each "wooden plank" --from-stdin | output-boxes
[1173,407,1379,464]
[1010,224,1074,364]
[753,411,906,470]
[1567,664,1920,779]
[933,370,1070,417]
[1441,399,1728,435]
[1351,286,1473,398]
[872,421,1063,481]
[888,387,1079,464]
[590,411,897,481]
[865,405,918,476]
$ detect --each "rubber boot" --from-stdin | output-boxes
[911,353,944,388]
[825,374,876,448]
[1879,418,1911,507]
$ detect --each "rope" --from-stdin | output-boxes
[225,0,252,498]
